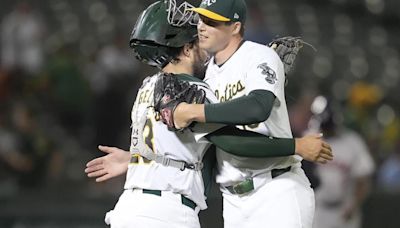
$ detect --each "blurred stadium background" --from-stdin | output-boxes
[0,0,399,227]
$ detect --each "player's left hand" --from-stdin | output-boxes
[268,36,315,75]
[172,102,206,129]
[85,145,131,182]
[295,133,333,164]
[172,102,192,129]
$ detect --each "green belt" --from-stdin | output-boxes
[142,189,197,210]
[226,167,291,195]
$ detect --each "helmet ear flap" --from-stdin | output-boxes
[130,41,181,68]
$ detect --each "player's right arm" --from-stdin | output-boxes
[203,126,332,163]
[174,89,275,127]
[173,46,283,128]
[186,77,332,163]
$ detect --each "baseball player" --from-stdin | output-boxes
[92,2,217,227]
[162,0,327,227]
[308,96,375,228]
[85,1,331,227]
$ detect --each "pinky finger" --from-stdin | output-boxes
[88,169,107,178]
[96,174,111,182]
[317,157,327,164]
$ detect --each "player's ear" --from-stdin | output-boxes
[183,43,192,57]
[232,22,242,36]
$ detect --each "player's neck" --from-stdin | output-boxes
[214,36,243,66]
[162,62,193,76]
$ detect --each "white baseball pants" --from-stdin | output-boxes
[222,167,315,228]
[105,189,200,228]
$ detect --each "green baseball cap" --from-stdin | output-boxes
[189,0,247,23]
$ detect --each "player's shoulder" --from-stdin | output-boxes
[341,129,368,146]
[337,128,371,154]
[138,73,158,89]
[242,41,277,55]
[175,73,210,88]
[242,41,282,62]
[341,129,363,141]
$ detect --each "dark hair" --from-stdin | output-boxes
[170,40,196,64]
[239,23,245,37]
[225,21,245,37]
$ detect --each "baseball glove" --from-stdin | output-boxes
[153,73,206,131]
[268,36,314,75]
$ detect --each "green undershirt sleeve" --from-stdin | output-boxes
[205,126,295,158]
[205,89,275,125]
[201,145,217,197]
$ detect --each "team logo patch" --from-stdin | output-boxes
[257,63,277,84]
[131,128,139,146]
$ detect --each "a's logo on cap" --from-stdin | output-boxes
[234,13,239,19]
[202,0,217,7]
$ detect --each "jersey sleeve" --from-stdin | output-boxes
[244,47,285,102]
[190,82,225,143]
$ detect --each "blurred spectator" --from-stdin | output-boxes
[244,2,273,44]
[308,96,375,228]
[0,1,46,75]
[288,92,321,189]
[377,143,400,193]
[344,81,383,133]
[0,69,11,102]
[97,33,137,80]
[85,33,138,147]
[9,101,56,188]
[0,103,32,197]
[44,45,91,137]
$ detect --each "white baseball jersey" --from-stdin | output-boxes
[124,73,222,210]
[204,41,302,186]
[313,129,375,228]
[315,129,375,204]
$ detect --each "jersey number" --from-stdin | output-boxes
[131,117,156,164]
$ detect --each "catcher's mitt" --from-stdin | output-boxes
[268,36,315,75]
[153,73,206,131]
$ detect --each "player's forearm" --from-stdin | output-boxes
[353,177,371,208]
[174,90,275,126]
[204,90,275,125]
[205,126,295,157]
[343,177,371,220]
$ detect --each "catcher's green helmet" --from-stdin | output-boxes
[130,0,198,68]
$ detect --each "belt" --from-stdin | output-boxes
[141,189,197,210]
[226,167,291,195]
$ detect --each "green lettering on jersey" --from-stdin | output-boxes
[138,89,153,105]
[214,80,245,102]
[214,80,260,129]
